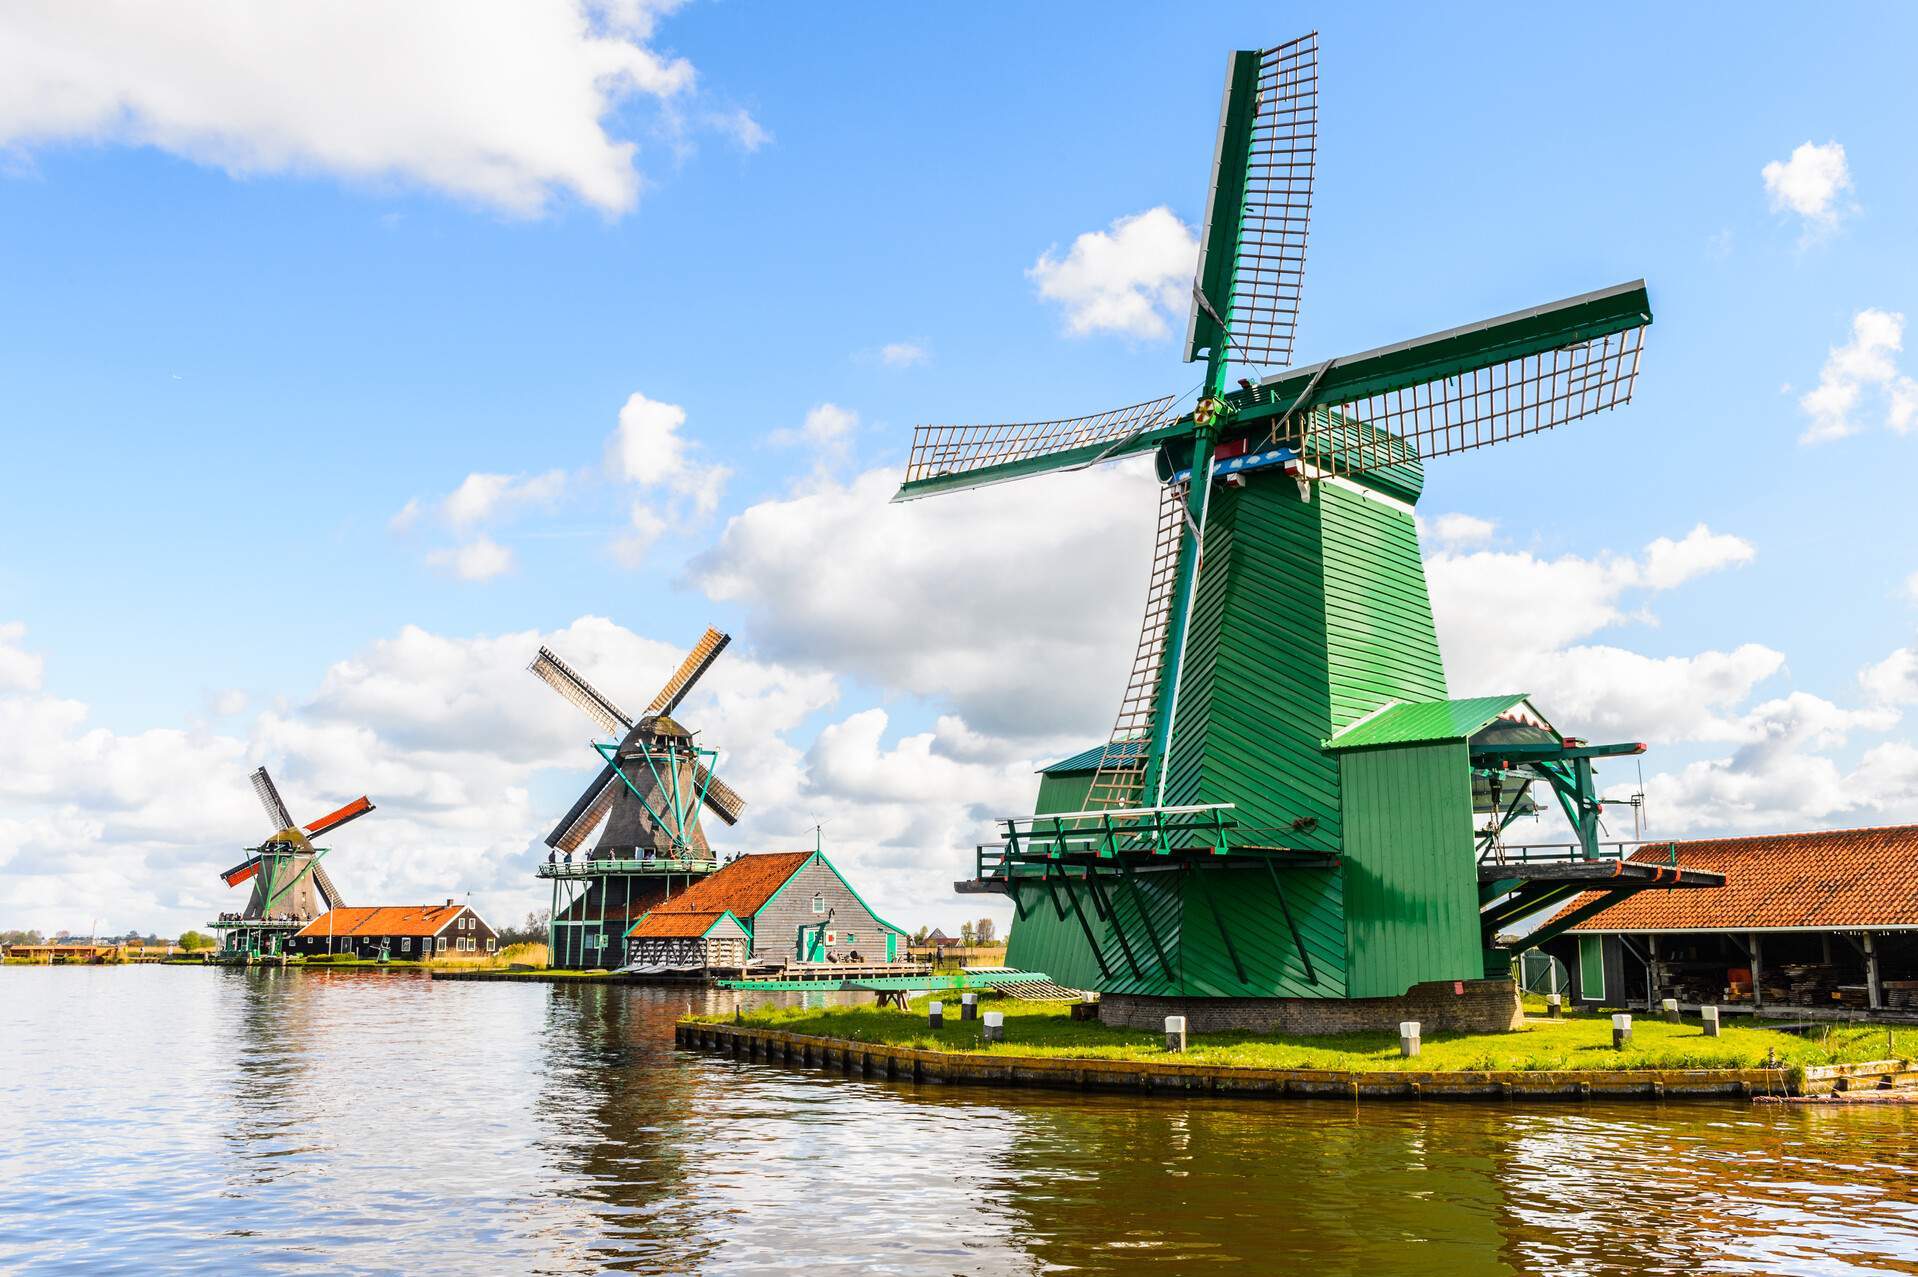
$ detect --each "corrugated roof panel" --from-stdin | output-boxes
[1038,739,1147,776]
[1322,693,1530,752]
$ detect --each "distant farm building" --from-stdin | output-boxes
[1541,826,1918,1016]
[624,850,907,973]
[290,903,496,961]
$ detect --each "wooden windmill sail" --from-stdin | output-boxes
[529,628,746,860]
[217,766,370,923]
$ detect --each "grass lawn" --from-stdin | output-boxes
[702,998,1918,1074]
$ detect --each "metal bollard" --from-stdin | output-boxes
[983,1011,1005,1043]
[1546,993,1563,1019]
[929,1001,944,1029]
[961,992,978,1021]
[1661,998,1681,1024]
[1612,1013,1633,1050]
[1399,1020,1422,1058]
[1164,1015,1187,1052]
[1701,1005,1721,1038]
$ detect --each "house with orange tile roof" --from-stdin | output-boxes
[290,901,497,961]
[621,850,907,973]
[1536,825,1918,1016]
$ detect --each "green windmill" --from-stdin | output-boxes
[900,33,1720,1030]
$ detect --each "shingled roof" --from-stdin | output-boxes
[657,851,813,915]
[294,904,466,938]
[1558,825,1918,933]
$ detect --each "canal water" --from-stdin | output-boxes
[5,968,1918,1275]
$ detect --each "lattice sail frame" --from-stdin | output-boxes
[529,646,633,737]
[1082,480,1189,813]
[902,395,1178,488]
[250,766,298,836]
[1286,325,1647,478]
[1223,33,1317,369]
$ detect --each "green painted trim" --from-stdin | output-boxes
[892,417,1193,502]
[1323,694,1530,751]
[1184,49,1262,363]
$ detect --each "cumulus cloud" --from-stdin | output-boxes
[607,390,730,514]
[1799,309,1918,444]
[442,470,565,527]
[1639,523,1757,589]
[695,463,1160,742]
[770,402,858,464]
[1028,206,1199,339]
[0,1,706,216]
[0,615,1021,937]
[1421,512,1496,546]
[879,342,928,367]
[0,622,45,692]
[426,535,513,582]
[1762,140,1853,230]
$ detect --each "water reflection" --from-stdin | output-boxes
[4,969,1917,1275]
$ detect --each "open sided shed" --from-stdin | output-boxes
[1541,826,1918,1015]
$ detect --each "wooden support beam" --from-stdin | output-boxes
[1121,868,1174,980]
[1196,869,1247,985]
[1865,931,1883,1011]
[1084,873,1141,980]
[1750,932,1764,1010]
[1263,858,1318,985]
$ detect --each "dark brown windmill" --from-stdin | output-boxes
[208,766,373,957]
[528,628,747,966]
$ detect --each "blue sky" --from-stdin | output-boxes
[3,2,1916,936]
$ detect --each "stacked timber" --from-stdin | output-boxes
[1772,964,1845,1007]
[1883,980,1918,1010]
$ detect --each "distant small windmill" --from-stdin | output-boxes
[210,766,372,956]
[528,628,746,966]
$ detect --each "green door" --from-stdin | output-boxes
[886,933,897,962]
[1577,935,1606,1001]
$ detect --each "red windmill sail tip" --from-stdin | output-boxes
[221,856,263,887]
[304,796,375,839]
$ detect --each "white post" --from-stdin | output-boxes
[1865,932,1883,1011]
[1399,1020,1422,1058]
[983,1010,1005,1043]
[1612,1013,1633,1050]
[1701,1005,1720,1038]
[1546,993,1563,1020]
[928,1000,944,1029]
[961,992,978,1021]
[1661,997,1680,1024]
[1164,1015,1187,1052]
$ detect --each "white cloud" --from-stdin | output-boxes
[710,107,769,152]
[426,536,514,582]
[770,402,858,463]
[696,463,1160,742]
[1639,523,1757,589]
[1028,206,1199,339]
[0,622,45,692]
[1799,309,1918,444]
[0,1,701,216]
[1421,512,1496,546]
[1762,140,1853,229]
[209,689,249,718]
[441,470,566,527]
[601,390,731,562]
[388,498,424,534]
[879,342,928,367]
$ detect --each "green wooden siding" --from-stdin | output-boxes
[1004,864,1345,999]
[1339,741,1482,998]
[1317,482,1448,735]
[1033,771,1096,817]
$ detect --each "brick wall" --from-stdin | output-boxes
[1100,978,1522,1035]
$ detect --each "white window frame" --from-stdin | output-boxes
[402,937,412,954]
[437,936,447,954]
[486,938,496,952]
[812,893,825,914]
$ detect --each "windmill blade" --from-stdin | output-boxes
[529,646,634,737]
[250,766,297,835]
[548,766,620,852]
[894,395,1182,502]
[312,862,346,911]
[693,761,745,826]
[221,855,264,887]
[1085,481,1187,812]
[647,628,731,717]
[303,796,375,840]
[1238,280,1652,479]
[1187,32,1318,370]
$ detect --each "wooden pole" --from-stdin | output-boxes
[1750,932,1764,1010]
[1864,931,1883,1011]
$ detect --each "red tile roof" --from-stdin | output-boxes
[628,910,738,939]
[654,851,814,917]
[623,852,814,939]
[294,905,466,939]
[1559,825,1918,933]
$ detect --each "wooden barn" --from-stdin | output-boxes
[624,850,908,972]
[1539,826,1918,1016]
[291,902,497,960]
